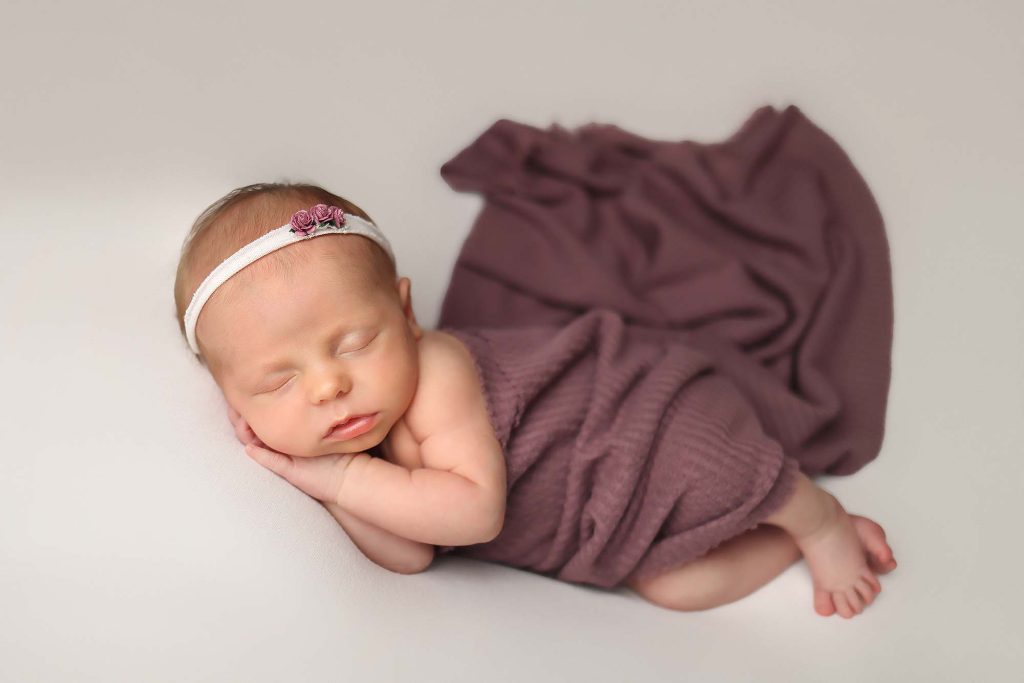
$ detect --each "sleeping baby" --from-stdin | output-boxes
[174,182,897,619]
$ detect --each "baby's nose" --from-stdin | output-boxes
[310,368,353,402]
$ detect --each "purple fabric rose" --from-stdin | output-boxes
[290,209,316,235]
[331,205,347,225]
[311,203,335,225]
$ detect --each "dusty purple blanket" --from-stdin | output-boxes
[433,105,894,589]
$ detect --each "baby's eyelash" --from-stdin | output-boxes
[339,336,376,354]
[256,377,291,394]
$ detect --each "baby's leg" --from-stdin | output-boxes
[761,470,897,618]
[625,525,801,611]
[625,471,897,616]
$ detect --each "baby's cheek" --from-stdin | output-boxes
[249,413,286,446]
[258,422,286,447]
[254,415,305,455]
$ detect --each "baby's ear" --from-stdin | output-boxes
[397,277,423,340]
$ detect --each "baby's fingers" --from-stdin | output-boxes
[238,422,263,448]
[244,444,351,504]
[227,408,262,447]
[227,404,245,430]
[233,420,251,446]
[245,443,293,477]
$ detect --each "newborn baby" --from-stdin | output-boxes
[174,182,896,619]
[175,182,507,566]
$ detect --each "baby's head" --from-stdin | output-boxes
[174,182,423,458]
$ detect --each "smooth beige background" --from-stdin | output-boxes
[2,1,1022,681]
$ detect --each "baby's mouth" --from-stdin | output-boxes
[324,413,378,438]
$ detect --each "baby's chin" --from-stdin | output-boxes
[316,431,386,457]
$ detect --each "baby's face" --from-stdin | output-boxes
[197,247,423,458]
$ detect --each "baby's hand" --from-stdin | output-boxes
[228,399,358,504]
[226,403,266,449]
[244,443,356,505]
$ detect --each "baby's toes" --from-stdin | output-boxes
[845,587,865,615]
[869,551,897,575]
[863,570,882,595]
[855,577,876,606]
[833,592,855,619]
[851,516,897,574]
[814,588,836,617]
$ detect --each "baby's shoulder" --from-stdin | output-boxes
[404,329,492,445]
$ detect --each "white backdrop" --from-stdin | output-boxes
[2,1,1022,680]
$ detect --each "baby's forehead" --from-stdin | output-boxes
[219,258,388,326]
[229,236,376,288]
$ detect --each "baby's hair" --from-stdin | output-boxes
[174,181,398,367]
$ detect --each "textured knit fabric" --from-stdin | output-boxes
[432,105,894,590]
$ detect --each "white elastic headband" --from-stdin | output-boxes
[183,204,395,356]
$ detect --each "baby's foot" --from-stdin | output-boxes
[850,515,898,576]
[793,495,896,618]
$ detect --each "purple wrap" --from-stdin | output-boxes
[434,105,894,589]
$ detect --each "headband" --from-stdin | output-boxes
[183,204,395,356]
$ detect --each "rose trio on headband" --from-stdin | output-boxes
[290,204,347,236]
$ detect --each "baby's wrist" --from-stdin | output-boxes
[333,452,363,504]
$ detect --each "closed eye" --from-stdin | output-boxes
[257,376,293,394]
[254,334,378,395]
[339,334,376,355]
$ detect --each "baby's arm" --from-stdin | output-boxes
[321,499,435,575]
[233,410,499,547]
[334,454,502,547]
[227,404,435,572]
[332,336,507,547]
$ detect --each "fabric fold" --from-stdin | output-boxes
[434,105,893,589]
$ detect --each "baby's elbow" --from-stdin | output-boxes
[394,545,436,575]
[479,521,502,544]
[477,498,506,543]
